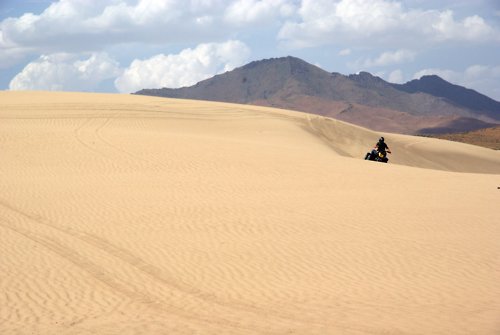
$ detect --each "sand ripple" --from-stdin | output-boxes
[1,91,499,334]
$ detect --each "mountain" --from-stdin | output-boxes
[135,56,499,135]
[136,57,347,102]
[427,126,500,150]
[392,75,500,120]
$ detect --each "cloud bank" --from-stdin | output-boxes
[0,0,228,61]
[2,0,498,63]
[224,0,296,25]
[9,40,250,93]
[362,49,416,68]
[278,0,499,47]
[115,40,250,93]
[9,53,121,91]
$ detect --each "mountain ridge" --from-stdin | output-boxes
[135,56,499,135]
[391,75,500,118]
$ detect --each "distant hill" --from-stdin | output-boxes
[392,75,500,120]
[426,126,500,150]
[135,56,499,135]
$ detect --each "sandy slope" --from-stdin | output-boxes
[0,91,499,335]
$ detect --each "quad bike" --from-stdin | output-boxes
[364,150,390,163]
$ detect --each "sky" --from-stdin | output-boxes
[1,0,500,100]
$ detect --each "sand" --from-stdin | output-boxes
[0,91,499,335]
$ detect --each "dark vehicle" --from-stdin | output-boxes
[365,136,391,163]
[364,149,389,163]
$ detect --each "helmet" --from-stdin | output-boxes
[379,137,384,142]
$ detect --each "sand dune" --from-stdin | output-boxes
[0,91,499,335]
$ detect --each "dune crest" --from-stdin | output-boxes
[1,91,499,335]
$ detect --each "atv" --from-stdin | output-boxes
[364,150,389,163]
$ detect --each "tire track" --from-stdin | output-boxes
[0,219,232,331]
[303,115,351,156]
[74,118,110,159]
[0,199,330,332]
[0,213,277,333]
[73,117,153,172]
[93,116,158,167]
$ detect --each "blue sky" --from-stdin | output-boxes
[1,0,499,100]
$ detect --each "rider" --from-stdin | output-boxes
[365,137,391,160]
[375,137,391,156]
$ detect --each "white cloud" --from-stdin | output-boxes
[388,69,404,83]
[278,0,500,48]
[413,65,500,100]
[413,68,461,83]
[348,49,415,73]
[7,39,251,93]
[0,0,228,55]
[334,0,402,33]
[0,24,34,68]
[431,11,496,42]
[0,0,297,68]
[0,46,32,69]
[278,0,406,47]
[464,64,489,78]
[115,40,250,93]
[224,0,296,25]
[363,49,415,67]
[338,48,351,56]
[9,52,121,91]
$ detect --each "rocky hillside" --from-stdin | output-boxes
[136,56,499,135]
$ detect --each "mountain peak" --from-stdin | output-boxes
[240,56,324,78]
[242,56,313,69]
[402,74,455,89]
[419,74,445,81]
[407,74,449,87]
[393,75,500,115]
[348,71,388,88]
[135,56,499,134]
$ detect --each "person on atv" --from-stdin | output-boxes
[365,137,391,162]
